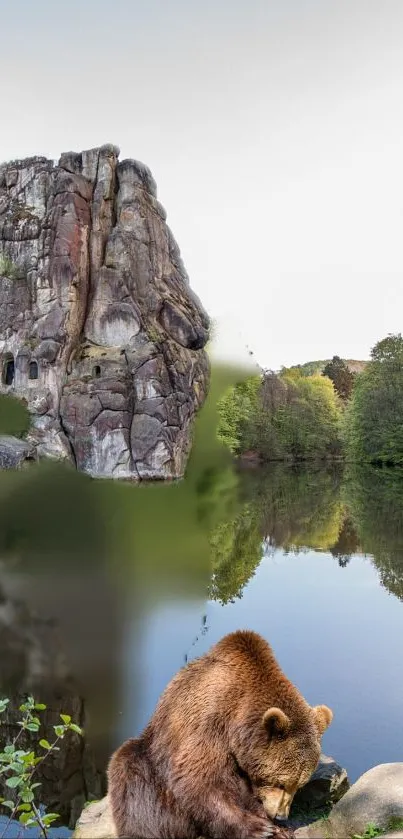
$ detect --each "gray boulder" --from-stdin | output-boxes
[295,763,403,838]
[0,435,36,468]
[292,753,349,816]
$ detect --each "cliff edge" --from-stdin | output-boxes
[0,144,210,479]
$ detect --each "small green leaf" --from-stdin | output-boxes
[1,800,16,810]
[30,782,41,790]
[5,776,21,788]
[39,739,52,750]
[25,722,40,732]
[42,814,59,825]
[60,714,71,724]
[19,812,37,826]
[9,762,25,774]
[53,725,65,737]
[4,745,15,755]
[69,723,83,736]
[16,803,32,812]
[20,789,34,803]
[34,703,46,711]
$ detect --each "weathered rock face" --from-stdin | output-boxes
[0,146,210,479]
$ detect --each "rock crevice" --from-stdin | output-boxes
[0,145,210,479]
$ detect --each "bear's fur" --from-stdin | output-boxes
[107,630,333,838]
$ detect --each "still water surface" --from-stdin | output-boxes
[1,447,403,828]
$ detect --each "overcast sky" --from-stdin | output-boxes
[1,0,403,369]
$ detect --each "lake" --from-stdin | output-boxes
[1,400,403,830]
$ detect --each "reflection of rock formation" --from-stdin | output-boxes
[0,582,104,829]
[0,146,210,479]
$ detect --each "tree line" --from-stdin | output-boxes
[217,333,403,466]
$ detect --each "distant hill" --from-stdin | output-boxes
[287,359,368,376]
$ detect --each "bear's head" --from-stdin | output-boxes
[247,704,333,822]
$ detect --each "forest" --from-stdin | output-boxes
[217,333,403,467]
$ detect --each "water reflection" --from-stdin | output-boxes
[210,463,403,605]
[1,413,403,821]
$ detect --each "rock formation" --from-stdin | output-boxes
[0,145,210,479]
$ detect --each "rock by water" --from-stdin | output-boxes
[295,762,403,838]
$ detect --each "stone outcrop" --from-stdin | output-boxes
[290,754,349,825]
[0,434,36,468]
[0,146,210,479]
[295,763,403,839]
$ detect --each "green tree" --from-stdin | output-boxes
[322,356,355,401]
[370,332,403,364]
[217,372,342,462]
[345,333,403,464]
[274,374,343,460]
[216,376,262,455]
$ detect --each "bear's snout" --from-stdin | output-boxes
[259,787,294,821]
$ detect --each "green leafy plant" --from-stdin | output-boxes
[352,824,384,838]
[0,695,83,837]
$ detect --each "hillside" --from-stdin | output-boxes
[288,358,368,376]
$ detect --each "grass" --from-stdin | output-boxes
[352,818,403,838]
[0,254,20,280]
[353,826,384,839]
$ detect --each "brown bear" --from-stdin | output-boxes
[107,630,333,838]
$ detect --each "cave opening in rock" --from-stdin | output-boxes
[29,360,38,380]
[93,365,101,378]
[2,353,15,386]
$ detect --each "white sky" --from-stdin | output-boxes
[1,0,403,369]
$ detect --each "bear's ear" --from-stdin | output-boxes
[312,705,333,735]
[263,707,291,739]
